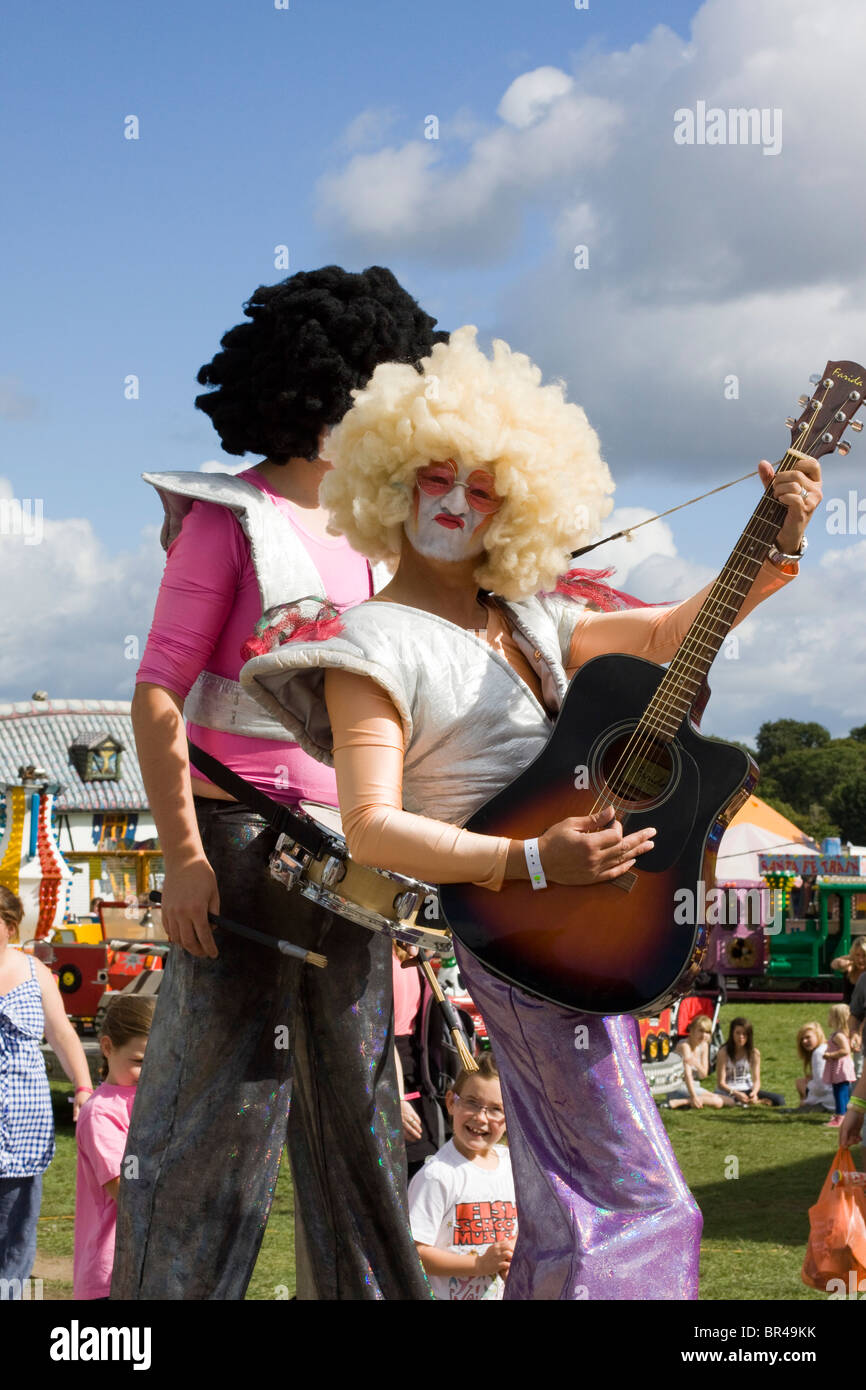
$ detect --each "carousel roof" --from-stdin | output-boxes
[0,699,146,811]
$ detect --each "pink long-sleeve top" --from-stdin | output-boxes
[324,558,797,889]
[137,467,371,806]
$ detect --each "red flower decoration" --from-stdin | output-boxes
[553,566,652,613]
[241,598,344,661]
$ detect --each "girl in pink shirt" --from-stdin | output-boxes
[74,996,155,1299]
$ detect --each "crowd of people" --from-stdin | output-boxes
[667,997,863,1127]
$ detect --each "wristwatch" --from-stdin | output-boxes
[767,535,808,567]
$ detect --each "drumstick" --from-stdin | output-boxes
[416,955,478,1074]
[148,893,327,968]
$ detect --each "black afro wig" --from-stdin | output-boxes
[195,264,447,462]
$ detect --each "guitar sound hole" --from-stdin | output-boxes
[593,728,677,810]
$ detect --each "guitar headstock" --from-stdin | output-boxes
[787,360,866,458]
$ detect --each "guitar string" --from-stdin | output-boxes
[582,375,851,826]
[637,455,799,731]
[640,425,823,736]
[583,385,836,827]
[588,441,814,824]
[586,429,822,824]
[587,445,808,821]
[608,398,830,761]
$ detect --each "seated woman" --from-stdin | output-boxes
[241,326,820,1299]
[667,1016,734,1110]
[715,1016,785,1107]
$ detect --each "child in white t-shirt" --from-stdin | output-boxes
[408,1052,517,1300]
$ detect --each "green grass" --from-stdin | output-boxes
[660,1001,861,1300]
[40,1001,858,1300]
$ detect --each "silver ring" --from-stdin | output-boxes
[800,486,808,501]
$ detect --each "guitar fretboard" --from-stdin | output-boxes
[640,459,796,741]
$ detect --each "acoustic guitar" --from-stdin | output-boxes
[440,361,865,1015]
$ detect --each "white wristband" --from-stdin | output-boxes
[524,838,547,891]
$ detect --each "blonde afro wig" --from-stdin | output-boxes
[320,324,614,601]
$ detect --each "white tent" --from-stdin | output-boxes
[715,821,817,883]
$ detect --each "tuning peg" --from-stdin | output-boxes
[809,373,822,384]
[849,419,863,432]
[837,440,852,455]
[786,418,807,431]
[798,395,811,406]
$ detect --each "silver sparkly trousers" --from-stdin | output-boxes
[455,942,703,1300]
[111,799,430,1300]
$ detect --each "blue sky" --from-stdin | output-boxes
[2,0,864,740]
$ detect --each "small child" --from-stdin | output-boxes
[794,1022,834,1112]
[823,1003,857,1129]
[73,994,155,1299]
[408,1052,517,1300]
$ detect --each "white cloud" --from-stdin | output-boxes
[0,477,165,701]
[497,67,574,128]
[316,0,866,480]
[608,531,866,742]
[316,77,622,258]
[318,142,439,243]
[565,497,864,740]
[584,506,678,586]
[199,459,248,474]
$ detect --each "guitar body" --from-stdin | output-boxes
[440,653,758,1015]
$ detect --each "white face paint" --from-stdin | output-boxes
[405,459,499,564]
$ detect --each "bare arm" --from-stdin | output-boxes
[132,683,219,957]
[104,1177,120,1201]
[415,1242,513,1280]
[393,1038,423,1142]
[826,1032,851,1060]
[841,1060,866,1146]
[325,671,655,889]
[715,1045,736,1096]
[38,960,93,1116]
[567,457,820,670]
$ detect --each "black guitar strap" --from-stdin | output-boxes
[186,739,329,858]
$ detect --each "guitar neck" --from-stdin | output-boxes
[641,453,800,740]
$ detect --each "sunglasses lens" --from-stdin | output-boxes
[417,466,455,496]
[416,463,502,514]
[467,488,498,513]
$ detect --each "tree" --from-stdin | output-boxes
[764,741,866,810]
[850,725,866,744]
[827,775,866,844]
[756,719,831,763]
[761,795,837,845]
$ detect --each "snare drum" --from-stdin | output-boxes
[269,801,450,953]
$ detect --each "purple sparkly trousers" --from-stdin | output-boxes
[454,943,702,1300]
[111,800,430,1301]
